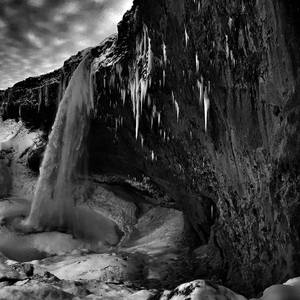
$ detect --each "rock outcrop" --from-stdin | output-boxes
[0,0,300,298]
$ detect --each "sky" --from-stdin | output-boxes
[0,0,133,90]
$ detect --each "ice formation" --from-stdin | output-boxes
[175,100,180,122]
[24,53,96,231]
[184,26,189,48]
[128,24,153,139]
[225,35,229,59]
[197,78,203,105]
[162,41,167,66]
[228,17,233,30]
[203,88,210,132]
[171,91,180,122]
[195,53,200,73]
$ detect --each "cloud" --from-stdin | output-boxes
[0,0,133,89]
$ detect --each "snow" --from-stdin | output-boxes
[34,253,141,283]
[0,119,22,151]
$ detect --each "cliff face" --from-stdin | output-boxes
[0,49,88,130]
[1,0,300,296]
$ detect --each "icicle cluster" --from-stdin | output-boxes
[128,24,154,139]
[195,64,210,132]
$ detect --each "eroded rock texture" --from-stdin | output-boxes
[1,0,299,296]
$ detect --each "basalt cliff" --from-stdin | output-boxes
[0,0,300,299]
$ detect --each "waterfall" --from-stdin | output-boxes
[23,53,95,232]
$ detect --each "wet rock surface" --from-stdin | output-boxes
[0,0,299,299]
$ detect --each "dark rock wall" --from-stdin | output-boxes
[90,0,300,295]
[1,0,299,296]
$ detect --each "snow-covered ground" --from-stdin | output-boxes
[0,118,22,144]
[0,119,39,200]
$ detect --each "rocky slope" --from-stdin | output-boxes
[0,0,300,298]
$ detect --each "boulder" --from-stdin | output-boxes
[261,284,300,300]
[162,280,247,300]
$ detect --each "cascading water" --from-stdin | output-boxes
[23,53,95,233]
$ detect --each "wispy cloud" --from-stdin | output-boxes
[0,0,132,89]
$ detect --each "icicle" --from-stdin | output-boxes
[140,78,148,111]
[115,118,118,131]
[172,91,175,104]
[195,53,199,73]
[225,35,229,59]
[175,100,180,122]
[162,41,167,65]
[163,70,166,86]
[230,50,235,65]
[147,36,153,74]
[228,17,233,31]
[121,88,126,105]
[204,88,210,132]
[157,112,161,126]
[151,150,155,161]
[197,79,203,105]
[152,105,157,116]
[128,23,154,139]
[141,135,144,148]
[184,25,189,48]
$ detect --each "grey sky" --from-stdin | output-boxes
[0,0,132,89]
